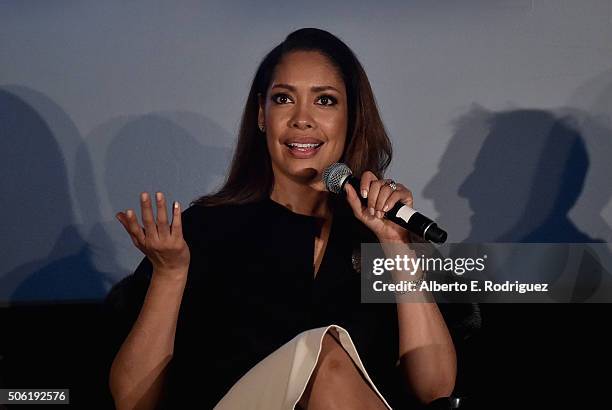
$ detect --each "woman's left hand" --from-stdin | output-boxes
[344,170,413,243]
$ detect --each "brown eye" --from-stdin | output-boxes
[271,93,292,104]
[316,95,337,106]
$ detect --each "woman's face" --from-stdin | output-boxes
[259,51,348,190]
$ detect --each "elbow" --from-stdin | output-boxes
[415,376,456,405]
[108,354,173,410]
[108,357,134,409]
[399,344,457,404]
[108,359,125,408]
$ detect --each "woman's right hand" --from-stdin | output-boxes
[115,192,190,280]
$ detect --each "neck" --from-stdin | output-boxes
[270,174,332,218]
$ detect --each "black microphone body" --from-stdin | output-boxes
[323,163,447,244]
[344,175,447,243]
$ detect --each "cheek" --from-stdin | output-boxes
[331,137,347,160]
[265,112,285,140]
[321,116,347,148]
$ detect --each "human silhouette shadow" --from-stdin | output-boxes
[92,111,233,289]
[427,107,612,297]
[568,69,612,243]
[0,86,116,406]
[0,86,111,304]
[461,110,601,243]
[423,105,491,242]
[425,106,612,244]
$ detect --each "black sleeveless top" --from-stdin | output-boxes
[106,197,479,408]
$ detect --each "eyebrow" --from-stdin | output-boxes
[271,83,342,93]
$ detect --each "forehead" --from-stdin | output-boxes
[271,51,345,91]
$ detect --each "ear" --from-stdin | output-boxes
[257,93,265,127]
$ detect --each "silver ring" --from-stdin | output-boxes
[384,179,398,191]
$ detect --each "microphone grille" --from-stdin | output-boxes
[322,162,352,194]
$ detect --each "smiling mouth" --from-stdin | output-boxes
[285,142,324,151]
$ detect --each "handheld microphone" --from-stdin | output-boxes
[323,163,448,244]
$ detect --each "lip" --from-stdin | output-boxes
[283,141,324,159]
[283,136,325,144]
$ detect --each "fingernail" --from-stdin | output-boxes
[383,204,389,212]
[141,192,148,201]
[361,189,368,199]
[156,192,162,201]
[369,207,375,216]
[376,211,383,218]
[174,201,179,209]
[126,209,133,217]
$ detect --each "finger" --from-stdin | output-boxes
[155,192,170,238]
[170,201,184,238]
[121,209,146,247]
[359,171,378,200]
[140,192,158,240]
[344,184,367,222]
[115,211,128,228]
[375,185,395,218]
[367,179,383,217]
[115,212,134,241]
[383,187,414,214]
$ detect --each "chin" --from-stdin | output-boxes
[311,181,328,192]
[287,166,321,181]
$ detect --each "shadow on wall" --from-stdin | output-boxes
[0,87,112,304]
[91,112,233,285]
[567,68,612,243]
[104,113,232,212]
[424,106,612,302]
[0,86,234,304]
[424,105,612,244]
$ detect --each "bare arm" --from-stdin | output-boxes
[109,269,187,409]
[344,173,456,404]
[395,302,456,403]
[381,241,457,404]
[109,192,191,409]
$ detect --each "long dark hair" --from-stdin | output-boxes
[193,28,392,207]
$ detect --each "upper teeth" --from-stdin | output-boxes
[288,143,320,148]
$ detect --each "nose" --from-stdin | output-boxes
[292,119,313,130]
[458,171,474,198]
[289,103,316,130]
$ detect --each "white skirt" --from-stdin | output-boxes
[214,324,392,410]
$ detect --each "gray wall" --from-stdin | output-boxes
[2,0,612,303]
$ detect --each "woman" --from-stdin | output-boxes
[108,28,462,409]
